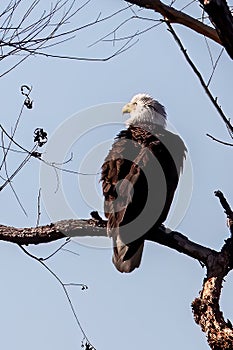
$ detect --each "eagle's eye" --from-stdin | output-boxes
[147,104,155,110]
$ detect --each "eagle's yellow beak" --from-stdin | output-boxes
[122,102,133,114]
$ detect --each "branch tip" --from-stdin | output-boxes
[214,190,233,217]
[214,191,233,236]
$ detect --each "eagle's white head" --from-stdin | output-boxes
[122,93,167,128]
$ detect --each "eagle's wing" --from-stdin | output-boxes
[101,131,148,273]
[101,126,186,273]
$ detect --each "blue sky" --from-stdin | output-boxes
[0,1,233,349]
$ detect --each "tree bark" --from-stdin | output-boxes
[192,239,233,349]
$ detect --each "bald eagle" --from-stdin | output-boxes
[101,94,186,273]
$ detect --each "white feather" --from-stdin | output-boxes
[125,93,167,129]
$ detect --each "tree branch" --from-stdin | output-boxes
[1,202,233,349]
[198,0,233,59]
[0,216,216,265]
[191,193,233,349]
[126,0,221,45]
[214,190,233,221]
[192,237,233,350]
[147,227,215,263]
[0,219,105,245]
[166,22,233,134]
[206,133,233,147]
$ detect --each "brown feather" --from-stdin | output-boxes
[101,124,186,273]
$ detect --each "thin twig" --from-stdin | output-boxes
[61,247,80,257]
[64,283,88,289]
[0,124,101,182]
[207,48,224,87]
[0,101,25,172]
[18,244,95,349]
[166,21,233,134]
[0,146,36,192]
[88,15,161,47]
[206,133,233,146]
[204,35,214,68]
[0,130,28,215]
[0,1,136,76]
[41,238,71,261]
[226,122,233,140]
[36,188,42,227]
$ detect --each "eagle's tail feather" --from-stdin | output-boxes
[112,232,144,273]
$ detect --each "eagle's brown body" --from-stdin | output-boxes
[101,123,186,273]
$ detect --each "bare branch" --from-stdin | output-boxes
[1,131,28,216]
[190,193,233,349]
[166,21,233,135]
[198,0,233,59]
[206,133,233,146]
[0,219,105,245]
[1,208,233,349]
[39,238,71,261]
[0,1,138,75]
[192,236,233,349]
[36,188,42,227]
[126,0,221,44]
[206,48,224,87]
[0,148,35,192]
[214,190,233,220]
[18,244,95,349]
[0,217,214,266]
[127,0,233,60]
